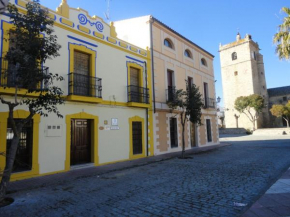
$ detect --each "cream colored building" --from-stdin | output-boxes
[0,0,154,181]
[219,33,269,130]
[115,16,220,155]
[268,86,290,127]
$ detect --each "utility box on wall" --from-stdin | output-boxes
[46,124,62,137]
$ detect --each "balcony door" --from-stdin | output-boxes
[74,51,90,96]
[167,70,174,101]
[204,82,209,108]
[130,67,140,102]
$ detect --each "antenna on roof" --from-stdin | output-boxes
[104,0,111,21]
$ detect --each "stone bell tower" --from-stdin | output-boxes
[219,33,269,130]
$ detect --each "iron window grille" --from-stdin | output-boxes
[203,97,215,109]
[0,57,50,90]
[166,86,176,102]
[127,85,149,104]
[68,72,102,98]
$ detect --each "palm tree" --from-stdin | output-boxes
[273,7,290,60]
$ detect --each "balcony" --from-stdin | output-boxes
[127,85,149,107]
[203,97,215,109]
[0,58,50,95]
[68,72,102,103]
[166,86,176,102]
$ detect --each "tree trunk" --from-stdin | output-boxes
[283,117,289,128]
[0,136,20,202]
[252,120,256,131]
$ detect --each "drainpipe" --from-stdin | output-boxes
[144,61,149,157]
[149,16,156,113]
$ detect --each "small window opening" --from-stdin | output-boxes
[201,58,207,66]
[164,38,173,49]
[232,52,237,60]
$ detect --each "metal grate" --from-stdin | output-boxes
[132,122,142,155]
[0,57,49,90]
[127,85,149,104]
[170,118,178,148]
[166,86,176,102]
[203,97,216,109]
[6,119,33,173]
[68,73,102,98]
[206,119,212,142]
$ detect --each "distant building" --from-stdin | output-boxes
[268,86,290,127]
[219,33,290,129]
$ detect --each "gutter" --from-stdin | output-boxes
[149,16,156,113]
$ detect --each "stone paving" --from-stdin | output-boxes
[1,135,290,217]
[242,168,290,217]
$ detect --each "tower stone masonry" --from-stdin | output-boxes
[219,33,269,130]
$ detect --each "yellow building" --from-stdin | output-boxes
[0,0,153,181]
[115,16,219,155]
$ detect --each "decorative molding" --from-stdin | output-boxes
[60,18,74,27]
[78,14,104,32]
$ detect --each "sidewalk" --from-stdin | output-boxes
[7,143,228,194]
[242,167,290,217]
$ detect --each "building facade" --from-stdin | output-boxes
[0,0,154,181]
[115,16,220,155]
[268,86,290,127]
[219,33,269,130]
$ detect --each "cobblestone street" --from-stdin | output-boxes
[2,135,290,217]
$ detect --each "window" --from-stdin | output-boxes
[68,44,101,98]
[167,70,175,101]
[206,119,212,142]
[7,119,33,172]
[234,71,238,76]
[73,51,90,96]
[253,51,256,60]
[170,118,178,148]
[201,58,207,66]
[184,49,192,58]
[232,52,237,60]
[128,67,148,103]
[132,122,143,155]
[261,72,264,75]
[164,38,173,49]
[203,82,209,108]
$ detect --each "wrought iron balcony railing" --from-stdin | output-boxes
[0,58,49,90]
[166,86,176,102]
[203,97,215,109]
[127,85,149,104]
[68,72,102,98]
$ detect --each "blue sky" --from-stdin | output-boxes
[41,0,289,106]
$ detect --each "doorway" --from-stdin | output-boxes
[71,119,91,165]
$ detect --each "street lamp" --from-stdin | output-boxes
[217,96,221,103]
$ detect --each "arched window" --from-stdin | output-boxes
[164,38,173,49]
[184,49,192,58]
[201,58,207,66]
[232,52,237,60]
